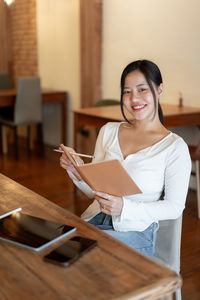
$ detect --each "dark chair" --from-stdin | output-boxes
[0,73,13,153]
[0,73,13,118]
[0,73,12,89]
[94,99,120,107]
[0,77,44,159]
[189,142,200,218]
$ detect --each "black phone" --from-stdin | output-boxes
[43,236,97,266]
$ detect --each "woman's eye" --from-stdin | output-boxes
[138,88,147,92]
[123,90,130,94]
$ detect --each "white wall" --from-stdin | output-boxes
[36,0,80,146]
[102,0,200,108]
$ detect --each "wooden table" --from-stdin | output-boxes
[73,104,200,148]
[0,88,67,144]
[0,173,181,300]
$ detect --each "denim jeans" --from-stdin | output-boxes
[88,212,158,258]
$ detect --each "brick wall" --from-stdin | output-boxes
[8,0,38,85]
[0,1,9,73]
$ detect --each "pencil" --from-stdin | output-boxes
[0,207,22,219]
[53,149,95,159]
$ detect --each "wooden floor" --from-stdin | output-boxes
[0,146,200,300]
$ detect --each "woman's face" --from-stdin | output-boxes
[122,70,162,122]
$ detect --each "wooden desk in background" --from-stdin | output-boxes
[0,173,180,300]
[73,104,200,148]
[0,89,67,144]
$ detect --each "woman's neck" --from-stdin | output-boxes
[129,117,164,133]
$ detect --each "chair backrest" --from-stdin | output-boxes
[154,216,183,274]
[14,77,42,125]
[95,99,120,107]
[0,73,12,89]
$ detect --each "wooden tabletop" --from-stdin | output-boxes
[0,88,66,95]
[0,173,181,300]
[73,103,200,149]
[73,103,200,127]
[0,88,67,104]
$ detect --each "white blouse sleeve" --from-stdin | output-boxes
[67,124,107,198]
[121,139,192,222]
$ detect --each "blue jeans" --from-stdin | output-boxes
[88,213,158,258]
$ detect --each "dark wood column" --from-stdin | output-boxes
[80,0,102,108]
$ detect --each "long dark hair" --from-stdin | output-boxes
[120,60,164,125]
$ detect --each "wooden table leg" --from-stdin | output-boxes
[2,126,8,154]
[73,112,78,150]
[61,94,67,145]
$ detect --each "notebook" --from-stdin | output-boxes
[0,210,76,252]
[60,144,142,197]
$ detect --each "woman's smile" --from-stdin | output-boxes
[131,104,147,112]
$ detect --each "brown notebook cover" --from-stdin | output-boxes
[60,144,142,197]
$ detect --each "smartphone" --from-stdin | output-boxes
[43,236,97,266]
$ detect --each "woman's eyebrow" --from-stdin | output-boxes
[124,83,148,88]
[136,83,148,87]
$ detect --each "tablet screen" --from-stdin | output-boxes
[0,212,76,251]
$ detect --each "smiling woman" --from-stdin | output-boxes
[120,60,164,125]
[59,59,191,260]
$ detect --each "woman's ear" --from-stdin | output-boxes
[158,83,163,96]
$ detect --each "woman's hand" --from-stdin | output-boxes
[93,191,124,216]
[59,146,83,181]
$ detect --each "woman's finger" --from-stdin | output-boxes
[96,198,112,209]
[93,191,112,201]
[60,145,84,166]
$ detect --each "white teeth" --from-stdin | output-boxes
[133,105,145,109]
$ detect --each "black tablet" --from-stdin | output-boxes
[0,210,76,251]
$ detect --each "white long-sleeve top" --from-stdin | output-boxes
[68,122,191,232]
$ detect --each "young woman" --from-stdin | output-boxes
[60,60,191,258]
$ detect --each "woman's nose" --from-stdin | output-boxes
[130,91,139,102]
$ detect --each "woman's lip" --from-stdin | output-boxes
[131,104,146,111]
